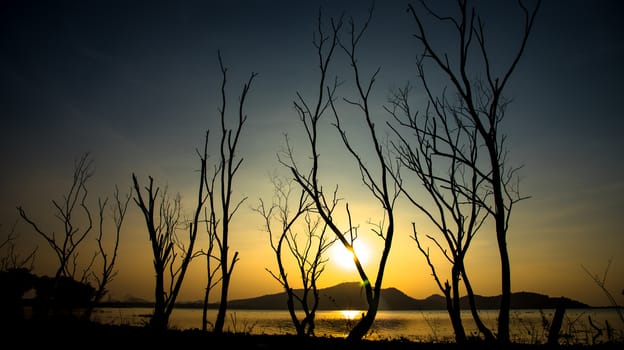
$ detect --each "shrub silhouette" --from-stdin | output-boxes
[32,275,95,319]
[0,267,37,321]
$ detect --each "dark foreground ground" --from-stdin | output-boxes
[4,319,623,350]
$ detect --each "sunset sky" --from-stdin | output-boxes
[1,0,623,308]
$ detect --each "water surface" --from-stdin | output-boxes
[92,307,623,343]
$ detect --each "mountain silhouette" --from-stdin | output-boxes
[173,282,588,310]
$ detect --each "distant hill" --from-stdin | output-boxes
[167,281,589,311]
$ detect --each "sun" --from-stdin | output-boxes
[330,240,369,269]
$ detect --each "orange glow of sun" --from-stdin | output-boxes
[330,240,369,269]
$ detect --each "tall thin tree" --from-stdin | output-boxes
[17,152,128,320]
[18,153,94,282]
[281,7,401,341]
[254,176,335,336]
[132,132,208,330]
[405,0,541,342]
[211,51,257,333]
[200,162,222,332]
[82,186,130,320]
[387,83,494,342]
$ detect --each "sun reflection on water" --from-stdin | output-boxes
[340,310,362,320]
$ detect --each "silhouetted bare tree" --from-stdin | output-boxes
[254,176,335,336]
[209,52,257,334]
[582,259,624,325]
[132,133,207,330]
[0,222,37,271]
[82,186,130,320]
[17,152,127,320]
[131,52,254,332]
[403,0,541,343]
[18,153,94,282]
[387,83,494,342]
[281,7,401,341]
[199,130,222,332]
[200,170,221,331]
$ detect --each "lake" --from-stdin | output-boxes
[91,307,623,344]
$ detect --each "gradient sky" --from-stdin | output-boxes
[1,0,623,307]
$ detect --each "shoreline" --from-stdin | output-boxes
[5,318,624,349]
[1,318,624,350]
